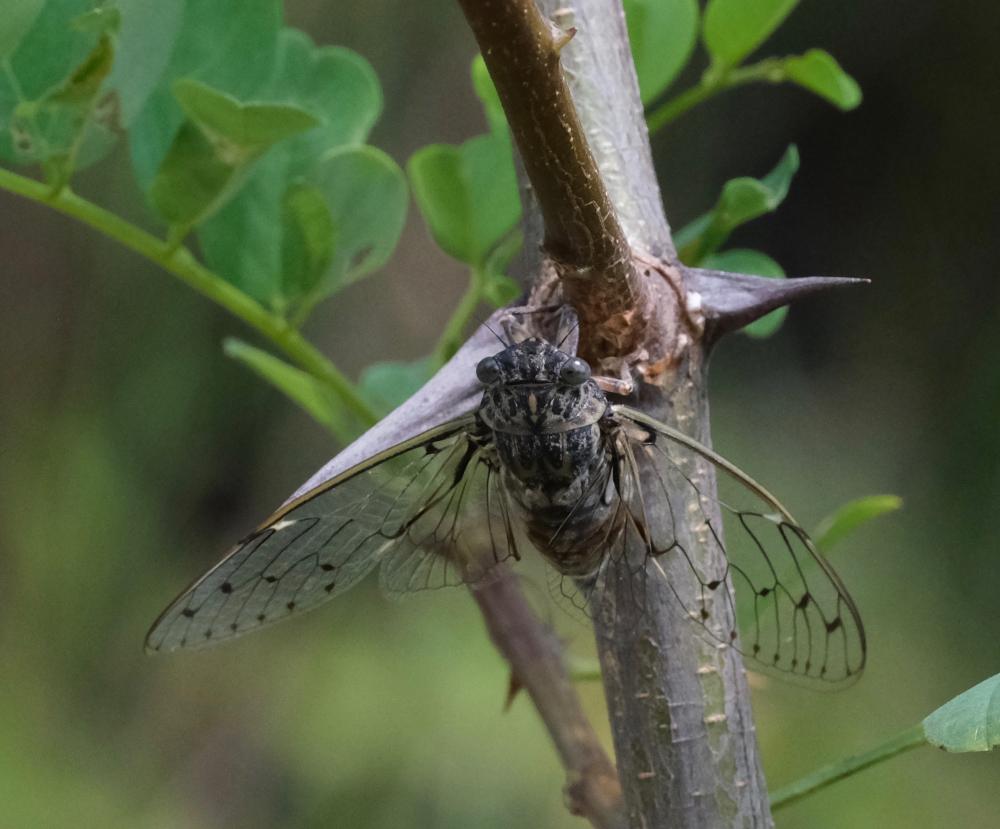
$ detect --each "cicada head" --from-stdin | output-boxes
[476,339,608,434]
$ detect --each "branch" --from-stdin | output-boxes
[455,1,829,826]
[471,569,625,828]
[457,0,649,360]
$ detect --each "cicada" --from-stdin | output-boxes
[147,337,865,685]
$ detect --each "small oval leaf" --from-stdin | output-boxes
[280,182,336,314]
[471,55,507,134]
[814,495,903,553]
[359,359,434,415]
[173,78,319,159]
[783,49,862,111]
[624,0,699,104]
[677,145,799,263]
[408,131,520,267]
[923,673,1000,752]
[703,0,800,70]
[223,338,348,436]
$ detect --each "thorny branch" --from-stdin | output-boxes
[452,1,861,828]
[459,0,653,366]
[299,1,863,827]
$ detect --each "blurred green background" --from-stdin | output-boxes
[2,1,999,827]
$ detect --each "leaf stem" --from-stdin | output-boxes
[646,59,785,133]
[0,165,377,435]
[433,266,483,367]
[770,724,926,811]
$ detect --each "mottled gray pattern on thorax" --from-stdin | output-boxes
[476,339,618,577]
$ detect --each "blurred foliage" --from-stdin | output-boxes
[1,0,1000,827]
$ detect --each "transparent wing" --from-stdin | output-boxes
[611,405,866,687]
[147,416,520,653]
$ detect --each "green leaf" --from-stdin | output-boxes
[623,0,699,104]
[814,495,903,553]
[1,0,187,174]
[408,132,521,267]
[191,28,390,316]
[223,338,347,435]
[100,0,183,125]
[703,0,800,70]
[1,0,105,167]
[148,81,317,232]
[307,146,406,289]
[923,673,1000,752]
[129,0,281,189]
[256,29,382,174]
[359,359,435,415]
[173,78,318,160]
[199,145,406,311]
[782,49,862,110]
[0,0,46,59]
[676,145,799,263]
[148,120,242,229]
[280,182,336,317]
[700,249,787,337]
[471,55,506,134]
[7,27,115,186]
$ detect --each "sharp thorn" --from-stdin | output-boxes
[683,266,869,340]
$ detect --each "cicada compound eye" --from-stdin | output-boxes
[559,357,591,386]
[476,356,502,385]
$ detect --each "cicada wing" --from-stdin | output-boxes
[611,405,866,687]
[146,416,518,653]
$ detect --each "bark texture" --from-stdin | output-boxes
[528,2,773,826]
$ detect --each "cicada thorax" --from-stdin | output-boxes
[484,380,621,578]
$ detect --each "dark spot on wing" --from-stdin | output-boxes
[181,608,196,618]
[321,563,334,571]
[286,601,296,610]
[324,581,336,592]
[220,582,233,594]
[826,617,842,633]
[264,575,278,583]
[797,592,811,609]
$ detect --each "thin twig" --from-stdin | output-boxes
[471,568,625,829]
[771,725,926,811]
